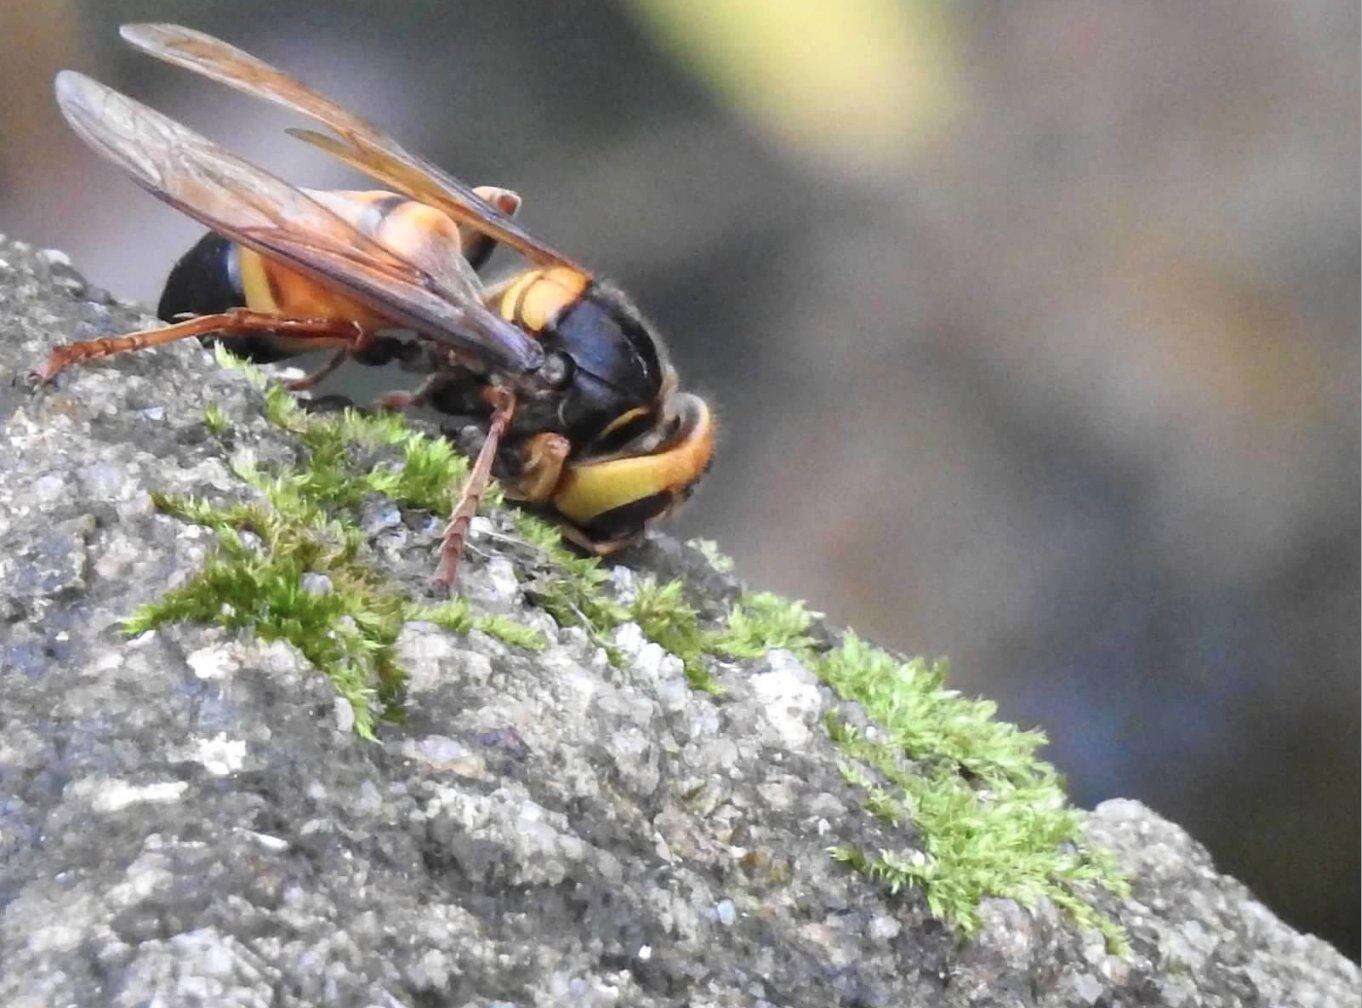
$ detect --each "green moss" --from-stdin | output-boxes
[709,591,820,659]
[687,537,735,573]
[127,361,546,736]
[124,492,404,739]
[708,594,1129,952]
[507,509,627,657]
[474,614,549,651]
[214,342,269,388]
[202,403,230,435]
[407,599,548,651]
[626,577,723,693]
[160,353,1128,946]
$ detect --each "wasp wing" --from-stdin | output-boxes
[54,71,542,373]
[120,22,585,273]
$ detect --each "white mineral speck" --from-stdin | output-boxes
[38,247,73,267]
[394,622,461,693]
[191,733,247,776]
[333,696,355,733]
[868,915,901,941]
[246,830,290,852]
[33,473,65,503]
[482,556,519,602]
[91,780,188,812]
[609,565,638,601]
[611,622,647,660]
[1067,972,1104,1005]
[749,650,822,749]
[185,642,238,680]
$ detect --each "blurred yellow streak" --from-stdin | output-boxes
[624,0,958,163]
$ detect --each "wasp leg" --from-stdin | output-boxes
[34,309,367,382]
[556,523,642,557]
[284,348,350,391]
[464,186,522,271]
[503,432,571,502]
[373,372,458,413]
[433,387,516,590]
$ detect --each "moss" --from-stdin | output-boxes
[507,509,627,660]
[710,593,1130,952]
[709,591,820,659]
[687,537,735,573]
[124,492,405,739]
[127,360,545,736]
[202,403,230,435]
[153,353,1128,947]
[626,577,723,693]
[407,599,547,652]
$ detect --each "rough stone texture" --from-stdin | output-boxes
[1,233,1356,1007]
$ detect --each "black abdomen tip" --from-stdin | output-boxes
[157,231,242,323]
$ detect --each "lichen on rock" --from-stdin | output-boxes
[1,234,1357,1007]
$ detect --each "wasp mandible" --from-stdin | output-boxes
[39,24,715,588]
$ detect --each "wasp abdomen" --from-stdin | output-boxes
[158,231,242,323]
[156,231,296,364]
[577,491,673,543]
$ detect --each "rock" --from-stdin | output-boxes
[1,235,1357,1007]
[747,649,823,750]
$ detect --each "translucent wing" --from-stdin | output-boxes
[120,23,586,273]
[54,71,543,373]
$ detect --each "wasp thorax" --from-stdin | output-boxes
[537,350,574,390]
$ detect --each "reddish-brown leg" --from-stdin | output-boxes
[433,387,517,590]
[557,523,643,557]
[34,309,367,382]
[373,373,456,413]
[284,348,350,391]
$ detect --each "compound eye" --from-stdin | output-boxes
[539,351,574,389]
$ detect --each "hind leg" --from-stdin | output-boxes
[34,310,368,383]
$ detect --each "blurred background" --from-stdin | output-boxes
[1,0,1356,957]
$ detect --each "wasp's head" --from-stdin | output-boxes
[550,391,715,550]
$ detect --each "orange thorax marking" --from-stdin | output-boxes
[499,267,590,332]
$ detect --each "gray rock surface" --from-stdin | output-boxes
[1,233,1356,1007]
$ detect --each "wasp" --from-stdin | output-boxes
[37,24,715,589]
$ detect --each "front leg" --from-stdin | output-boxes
[433,387,517,590]
[501,432,571,503]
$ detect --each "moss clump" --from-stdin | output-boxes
[127,363,544,735]
[626,577,723,693]
[709,590,819,659]
[124,492,405,739]
[408,598,546,652]
[687,537,734,573]
[504,509,629,662]
[202,403,230,435]
[708,594,1130,951]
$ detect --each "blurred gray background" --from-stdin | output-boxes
[1,0,1356,957]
